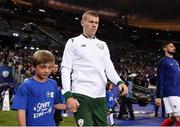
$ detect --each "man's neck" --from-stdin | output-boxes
[52,72,57,75]
[165,53,173,58]
[82,33,95,39]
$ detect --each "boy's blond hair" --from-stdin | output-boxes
[82,10,99,21]
[31,50,55,67]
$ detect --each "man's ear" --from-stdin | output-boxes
[81,20,84,27]
[163,47,166,52]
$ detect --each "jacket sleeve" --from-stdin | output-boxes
[61,39,74,100]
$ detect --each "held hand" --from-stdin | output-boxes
[66,98,80,113]
[119,84,128,96]
[54,104,66,110]
[155,98,161,107]
[75,99,80,108]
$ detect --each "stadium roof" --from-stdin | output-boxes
[2,0,180,31]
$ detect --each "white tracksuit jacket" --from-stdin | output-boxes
[61,34,123,98]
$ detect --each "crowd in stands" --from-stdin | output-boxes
[112,47,160,88]
[0,41,162,93]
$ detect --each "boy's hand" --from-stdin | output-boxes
[54,104,66,110]
[66,98,80,113]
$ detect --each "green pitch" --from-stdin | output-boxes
[0,110,76,126]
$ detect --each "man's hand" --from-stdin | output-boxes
[66,98,80,113]
[119,84,128,96]
[155,98,161,107]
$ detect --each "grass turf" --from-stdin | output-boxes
[0,110,76,126]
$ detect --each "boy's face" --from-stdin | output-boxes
[35,62,54,81]
[109,84,113,90]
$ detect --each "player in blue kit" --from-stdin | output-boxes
[12,50,66,126]
[155,41,180,126]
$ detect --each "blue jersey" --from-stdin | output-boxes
[106,90,116,108]
[12,77,60,126]
[156,56,180,97]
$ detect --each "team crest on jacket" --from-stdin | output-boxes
[78,119,84,126]
[97,43,104,50]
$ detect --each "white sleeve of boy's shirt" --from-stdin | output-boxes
[61,39,74,94]
[104,43,123,85]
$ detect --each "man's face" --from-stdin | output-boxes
[164,43,176,55]
[18,64,23,71]
[52,64,59,74]
[35,62,54,80]
[81,15,99,38]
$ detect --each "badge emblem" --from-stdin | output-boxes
[78,119,84,127]
[97,43,104,50]
[2,71,9,78]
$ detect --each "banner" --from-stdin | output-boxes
[2,90,10,111]
[0,66,13,83]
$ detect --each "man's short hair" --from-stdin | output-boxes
[82,10,99,20]
[161,41,174,49]
[31,50,55,67]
